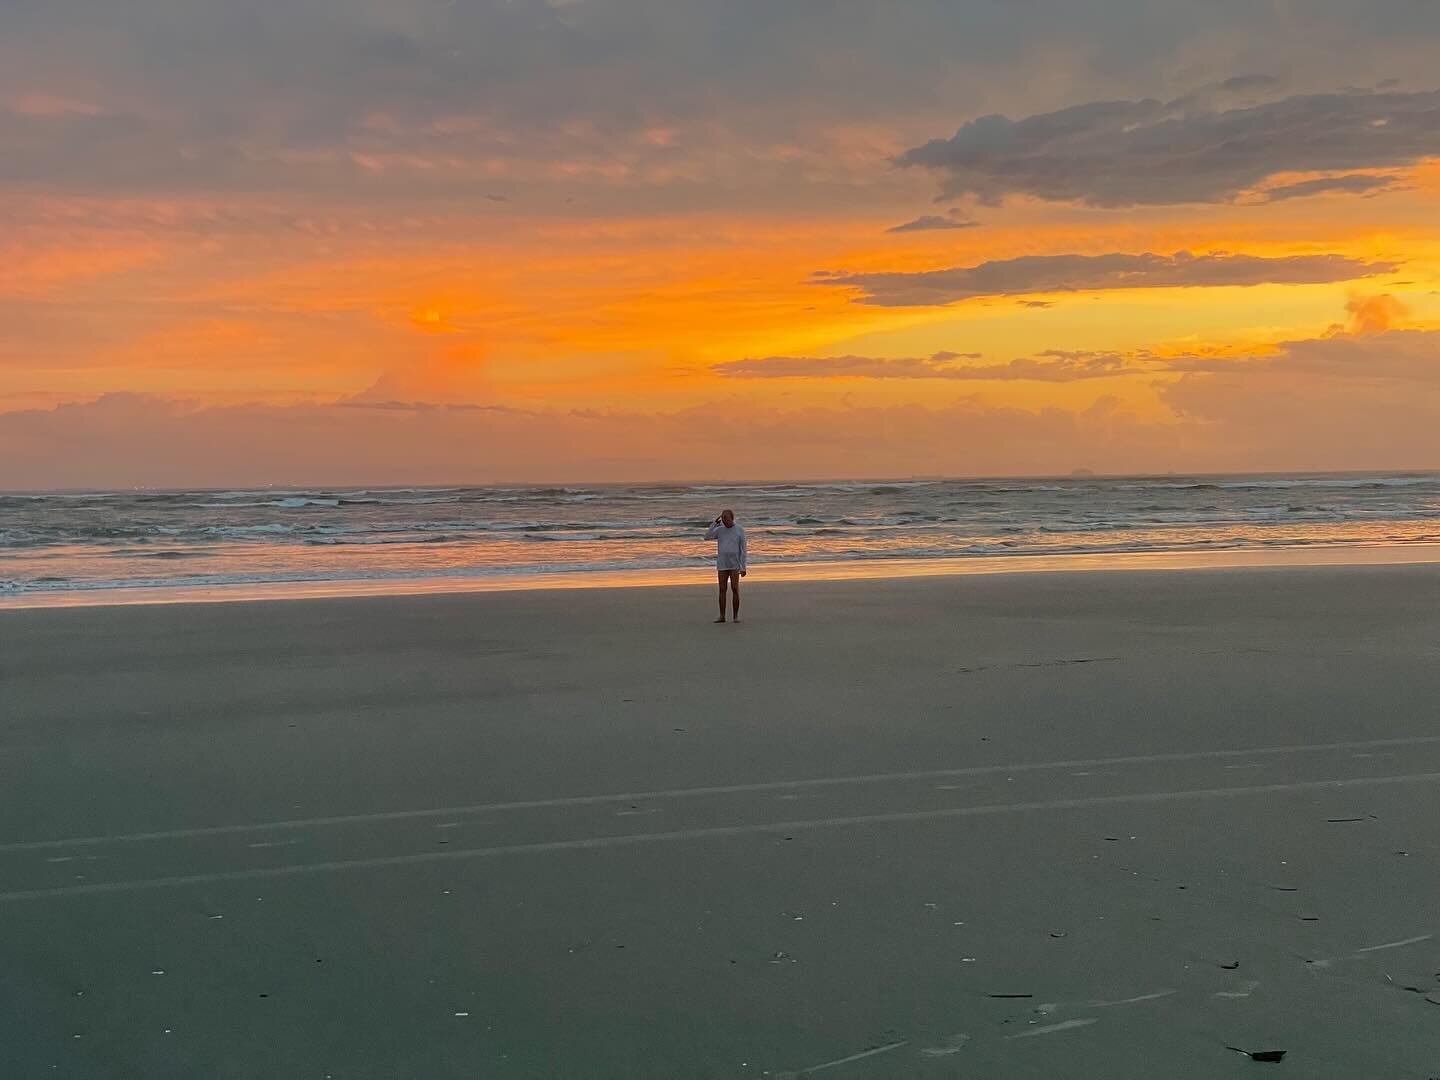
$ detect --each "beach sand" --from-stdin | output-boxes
[2,564,1439,1077]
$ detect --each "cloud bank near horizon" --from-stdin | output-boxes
[7,327,1440,488]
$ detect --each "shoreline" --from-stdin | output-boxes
[4,539,1440,610]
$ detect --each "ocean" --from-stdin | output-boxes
[4,473,1440,602]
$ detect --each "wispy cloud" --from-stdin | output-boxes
[817,251,1397,307]
[714,349,1156,382]
[886,213,978,233]
[335,400,518,413]
[1259,173,1399,201]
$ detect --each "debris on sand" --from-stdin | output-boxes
[1385,974,1429,994]
[1226,1046,1286,1063]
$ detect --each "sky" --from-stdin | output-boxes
[3,0,1440,488]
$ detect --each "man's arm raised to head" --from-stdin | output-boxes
[704,519,723,541]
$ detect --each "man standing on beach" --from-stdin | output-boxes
[705,509,747,623]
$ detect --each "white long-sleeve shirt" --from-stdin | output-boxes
[704,521,747,571]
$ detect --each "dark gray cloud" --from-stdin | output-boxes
[714,349,1152,381]
[897,88,1440,206]
[1260,173,1398,201]
[5,2,1440,209]
[818,250,1398,307]
[0,1,1077,203]
[886,213,978,233]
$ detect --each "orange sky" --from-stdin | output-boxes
[3,2,1440,486]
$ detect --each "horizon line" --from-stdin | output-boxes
[5,465,1440,496]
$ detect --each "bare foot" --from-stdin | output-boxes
[714,617,726,623]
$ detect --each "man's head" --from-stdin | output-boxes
[721,509,735,527]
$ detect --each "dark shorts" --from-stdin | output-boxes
[717,568,742,582]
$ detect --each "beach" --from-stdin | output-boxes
[3,563,1440,1078]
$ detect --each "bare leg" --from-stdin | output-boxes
[731,576,740,621]
[715,573,727,622]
